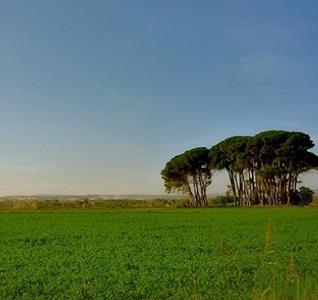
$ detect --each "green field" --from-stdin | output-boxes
[1,208,318,299]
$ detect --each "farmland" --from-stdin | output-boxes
[1,208,318,299]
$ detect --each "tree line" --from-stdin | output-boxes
[161,130,318,207]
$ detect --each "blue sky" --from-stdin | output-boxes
[0,0,317,195]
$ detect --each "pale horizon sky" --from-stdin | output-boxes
[0,1,317,196]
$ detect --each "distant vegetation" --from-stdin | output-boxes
[0,195,242,210]
[0,197,185,210]
[1,194,317,210]
[162,130,318,207]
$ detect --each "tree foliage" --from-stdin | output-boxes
[162,130,318,206]
[161,147,211,206]
[209,130,318,206]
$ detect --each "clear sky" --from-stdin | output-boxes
[0,0,317,195]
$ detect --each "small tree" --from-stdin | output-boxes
[292,187,315,206]
[161,147,212,207]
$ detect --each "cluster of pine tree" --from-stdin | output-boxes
[161,130,318,207]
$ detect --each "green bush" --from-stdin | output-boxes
[292,186,315,206]
[209,195,235,206]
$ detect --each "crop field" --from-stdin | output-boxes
[0,208,318,299]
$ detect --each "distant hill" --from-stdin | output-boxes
[0,194,184,201]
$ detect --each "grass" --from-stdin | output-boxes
[0,208,318,299]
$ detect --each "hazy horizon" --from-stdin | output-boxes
[0,1,317,196]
